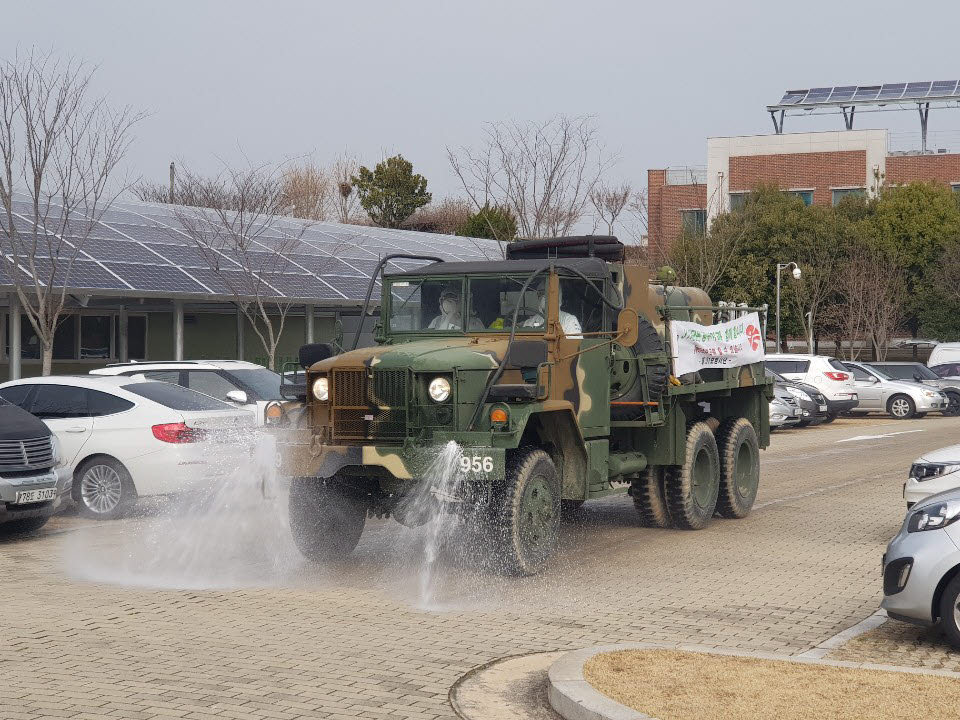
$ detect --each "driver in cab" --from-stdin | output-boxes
[521,280,582,338]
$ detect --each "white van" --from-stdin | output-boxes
[928,343,960,379]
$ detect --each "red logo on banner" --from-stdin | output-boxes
[746,324,761,351]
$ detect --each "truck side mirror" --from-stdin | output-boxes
[617,308,639,347]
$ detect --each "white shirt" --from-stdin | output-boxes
[521,311,582,339]
[428,313,484,331]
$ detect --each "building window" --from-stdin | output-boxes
[831,188,865,205]
[729,193,750,211]
[5,312,147,361]
[680,209,706,235]
[784,190,814,206]
[80,315,112,359]
[951,183,960,193]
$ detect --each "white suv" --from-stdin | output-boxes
[765,354,858,421]
[91,360,281,424]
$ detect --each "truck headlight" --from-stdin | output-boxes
[908,501,960,532]
[312,377,329,402]
[428,377,451,403]
[786,387,812,402]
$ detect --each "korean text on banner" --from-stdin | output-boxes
[670,312,764,376]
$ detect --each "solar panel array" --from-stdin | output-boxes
[772,81,960,108]
[0,197,504,303]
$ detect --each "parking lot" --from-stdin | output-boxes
[2,414,959,720]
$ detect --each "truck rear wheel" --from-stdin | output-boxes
[631,467,671,528]
[289,477,366,562]
[715,417,760,519]
[490,447,561,576]
[665,422,720,530]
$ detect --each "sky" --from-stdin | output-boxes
[3,0,959,203]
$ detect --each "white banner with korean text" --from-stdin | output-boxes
[670,312,764,376]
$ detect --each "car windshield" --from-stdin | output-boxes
[230,368,282,400]
[122,382,234,411]
[764,368,787,382]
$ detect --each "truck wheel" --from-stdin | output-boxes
[715,417,760,519]
[631,467,671,528]
[490,448,561,576]
[611,316,669,420]
[665,422,720,530]
[289,477,366,562]
[887,394,915,420]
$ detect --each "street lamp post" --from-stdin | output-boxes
[775,262,801,352]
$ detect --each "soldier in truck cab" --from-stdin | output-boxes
[428,285,483,331]
[522,279,583,338]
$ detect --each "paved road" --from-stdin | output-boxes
[1,415,955,720]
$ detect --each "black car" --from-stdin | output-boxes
[765,368,830,427]
[0,397,70,534]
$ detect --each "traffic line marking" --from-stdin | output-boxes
[836,429,925,443]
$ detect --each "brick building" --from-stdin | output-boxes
[648,128,960,255]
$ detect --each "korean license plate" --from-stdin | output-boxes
[14,487,56,504]
[819,405,828,412]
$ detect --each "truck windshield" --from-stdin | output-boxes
[388,278,478,332]
[467,276,546,332]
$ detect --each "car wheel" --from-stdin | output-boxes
[915,412,928,419]
[821,414,837,424]
[2,516,49,534]
[887,394,916,420]
[76,457,136,520]
[664,421,720,530]
[796,419,811,428]
[631,467,671,528]
[715,417,760,519]
[288,476,366,562]
[489,447,561,576]
[944,392,960,417]
[939,574,960,649]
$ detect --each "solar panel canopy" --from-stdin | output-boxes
[769,81,960,109]
[0,196,504,304]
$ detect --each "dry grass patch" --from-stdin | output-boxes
[583,649,960,720]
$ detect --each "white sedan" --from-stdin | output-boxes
[0,375,254,519]
[906,443,960,509]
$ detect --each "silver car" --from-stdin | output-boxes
[869,362,960,417]
[769,387,802,429]
[882,486,960,648]
[843,361,947,419]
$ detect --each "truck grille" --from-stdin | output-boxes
[0,436,54,476]
[331,368,408,442]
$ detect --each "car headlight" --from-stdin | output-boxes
[312,376,329,402]
[908,501,960,532]
[923,390,938,398]
[428,376,451,403]
[786,387,812,402]
[910,462,960,482]
[49,435,63,468]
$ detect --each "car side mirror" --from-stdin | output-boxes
[225,390,248,404]
[869,376,879,383]
[913,373,923,382]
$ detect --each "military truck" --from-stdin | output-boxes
[269,236,773,575]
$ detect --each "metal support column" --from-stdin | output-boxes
[8,293,20,381]
[919,103,930,154]
[235,305,245,360]
[305,304,314,345]
[842,106,855,130]
[118,306,129,363]
[173,300,184,361]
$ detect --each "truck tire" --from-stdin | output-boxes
[631,467,671,528]
[611,316,669,421]
[715,417,760,519]
[489,447,561,576]
[665,421,720,530]
[289,476,366,562]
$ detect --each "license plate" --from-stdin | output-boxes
[14,487,56,504]
[819,405,827,411]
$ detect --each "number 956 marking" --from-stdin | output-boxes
[460,455,494,473]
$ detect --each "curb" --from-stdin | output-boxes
[546,640,960,720]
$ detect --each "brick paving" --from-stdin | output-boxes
[1,415,956,719]
[829,620,960,671]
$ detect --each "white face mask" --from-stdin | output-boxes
[441,298,458,316]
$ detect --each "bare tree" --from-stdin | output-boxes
[330,152,360,224]
[0,51,142,375]
[403,197,472,234]
[282,161,331,221]
[448,115,611,238]
[589,181,632,236]
[170,162,313,370]
[785,219,845,353]
[623,189,649,247]
[665,222,744,297]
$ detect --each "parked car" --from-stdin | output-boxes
[903,443,960,509]
[769,386,802,429]
[0,397,72,534]
[929,361,960,381]
[0,376,254,520]
[882,486,960,648]
[868,361,960,416]
[90,360,282,425]
[842,361,947,419]
[928,342,960,371]
[764,355,858,422]
[765,368,829,427]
